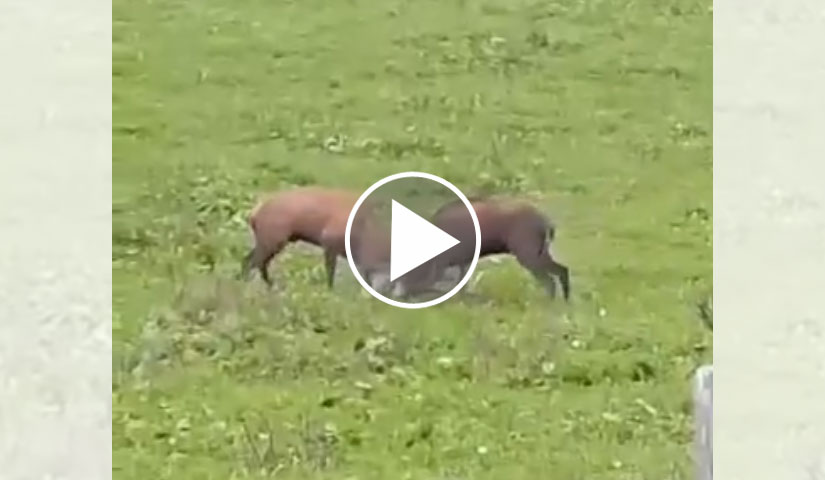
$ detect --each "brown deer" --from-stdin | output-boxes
[240,186,390,289]
[395,196,570,301]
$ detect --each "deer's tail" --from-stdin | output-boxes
[247,199,267,245]
[537,216,557,259]
[545,216,557,245]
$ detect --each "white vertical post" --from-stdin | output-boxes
[694,365,713,480]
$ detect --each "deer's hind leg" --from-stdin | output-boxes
[531,254,570,302]
[241,242,284,288]
[512,237,570,301]
[322,247,339,289]
[320,228,347,289]
[550,258,570,301]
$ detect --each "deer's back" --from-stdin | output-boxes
[434,199,549,254]
[252,187,360,242]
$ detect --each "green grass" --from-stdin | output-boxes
[113,0,712,478]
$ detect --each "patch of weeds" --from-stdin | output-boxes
[474,170,531,195]
[322,133,347,153]
[669,120,710,146]
[503,352,560,390]
[525,31,586,55]
[115,170,260,271]
[669,205,711,241]
[617,62,687,80]
[130,276,282,376]
[395,93,435,113]
[501,120,573,144]
[350,135,447,160]
[237,416,283,477]
[128,271,373,384]
[525,1,570,20]
[187,173,255,231]
[696,294,713,331]
[249,161,318,187]
[403,420,436,449]
[352,327,418,379]
[628,137,664,162]
[113,215,164,259]
[113,123,157,140]
[553,348,661,387]
[293,414,341,471]
[235,414,341,476]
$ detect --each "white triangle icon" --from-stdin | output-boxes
[390,199,461,282]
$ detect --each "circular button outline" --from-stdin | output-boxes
[344,171,481,309]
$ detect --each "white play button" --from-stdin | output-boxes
[345,171,481,309]
[390,199,460,281]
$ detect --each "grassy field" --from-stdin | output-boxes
[113,0,712,478]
